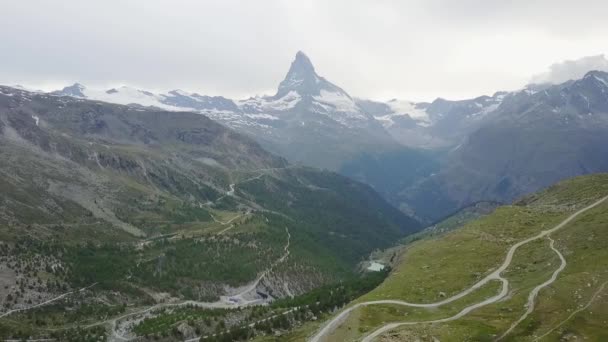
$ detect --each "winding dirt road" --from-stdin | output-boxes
[224,227,291,305]
[309,195,608,342]
[209,211,245,226]
[497,236,567,340]
[0,283,97,319]
[104,227,291,341]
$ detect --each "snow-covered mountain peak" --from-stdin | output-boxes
[583,70,608,88]
[238,91,301,113]
[291,51,316,76]
[248,51,375,128]
[168,89,192,97]
[52,83,193,111]
[48,52,375,130]
[276,51,322,98]
[387,99,430,121]
[100,86,164,105]
[275,51,350,100]
[58,83,87,97]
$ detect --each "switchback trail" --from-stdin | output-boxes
[496,236,567,340]
[309,195,608,342]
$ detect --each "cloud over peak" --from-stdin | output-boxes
[530,54,608,85]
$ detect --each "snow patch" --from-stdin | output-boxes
[170,89,191,97]
[245,113,279,120]
[238,91,301,112]
[79,86,194,112]
[468,103,501,119]
[387,100,430,122]
[373,99,431,127]
[594,75,608,87]
[374,115,394,125]
[267,91,301,111]
[313,90,360,113]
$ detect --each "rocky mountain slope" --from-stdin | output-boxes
[356,92,506,148]
[52,52,399,170]
[48,55,608,225]
[50,52,506,158]
[402,71,608,222]
[0,85,420,340]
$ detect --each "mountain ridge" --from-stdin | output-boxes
[22,54,608,223]
[400,70,608,222]
[0,84,422,339]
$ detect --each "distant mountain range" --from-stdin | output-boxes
[31,54,608,222]
[51,52,396,170]
[405,70,608,221]
[49,52,508,170]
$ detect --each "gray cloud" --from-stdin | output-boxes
[1,1,607,101]
[530,55,608,85]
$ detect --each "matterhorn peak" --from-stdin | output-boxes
[275,51,349,100]
[274,51,322,98]
[291,51,316,75]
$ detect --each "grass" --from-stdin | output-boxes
[508,200,608,341]
[360,206,567,303]
[299,173,608,341]
[384,200,608,341]
[326,281,502,341]
[517,173,608,208]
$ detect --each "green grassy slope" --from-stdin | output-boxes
[297,173,608,342]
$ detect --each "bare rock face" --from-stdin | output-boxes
[177,322,196,338]
[259,270,328,300]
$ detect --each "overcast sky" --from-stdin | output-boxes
[2,0,608,101]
